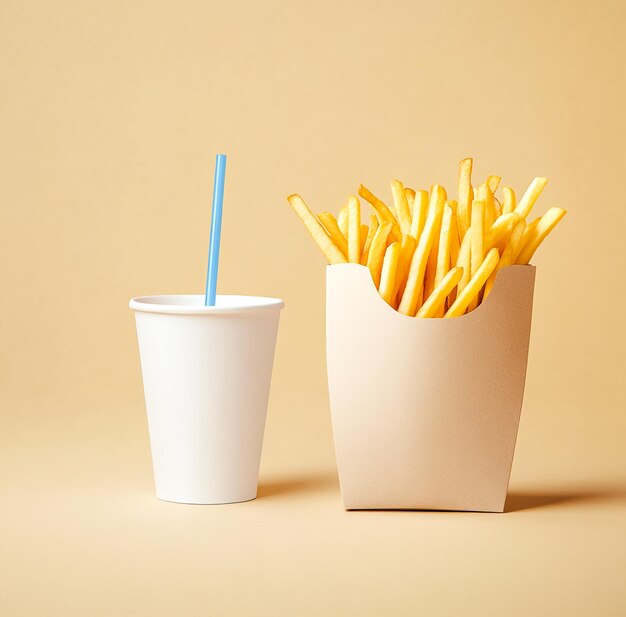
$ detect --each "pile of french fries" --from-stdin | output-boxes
[287,158,566,318]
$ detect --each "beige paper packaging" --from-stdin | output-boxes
[326,263,536,512]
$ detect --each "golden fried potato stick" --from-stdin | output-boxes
[447,199,460,267]
[423,228,439,301]
[318,212,349,259]
[485,212,522,252]
[445,248,500,318]
[486,175,501,194]
[347,195,361,263]
[516,207,567,264]
[502,187,516,215]
[379,241,401,305]
[470,200,485,274]
[338,204,349,238]
[409,190,429,239]
[435,204,453,285]
[415,286,424,309]
[483,218,526,299]
[391,179,412,235]
[287,195,347,264]
[430,192,456,290]
[360,224,368,255]
[360,215,379,265]
[475,183,496,228]
[423,189,450,302]
[507,217,527,263]
[416,267,463,318]
[393,234,417,303]
[468,200,485,311]
[519,217,539,255]
[431,204,454,316]
[405,187,416,212]
[494,197,502,219]
[398,185,447,316]
[455,229,472,300]
[514,177,549,219]
[358,184,402,242]
[457,158,473,238]
[366,221,393,287]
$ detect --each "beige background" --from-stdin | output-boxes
[1,0,625,615]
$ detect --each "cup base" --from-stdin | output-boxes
[155,492,257,505]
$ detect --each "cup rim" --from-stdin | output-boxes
[129,294,284,315]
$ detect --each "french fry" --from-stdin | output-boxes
[483,218,526,299]
[502,187,516,215]
[486,175,501,194]
[358,184,402,242]
[416,267,463,318]
[435,205,453,286]
[379,242,401,305]
[318,212,349,259]
[393,234,417,304]
[475,183,496,228]
[445,248,500,318]
[516,207,567,264]
[468,200,485,310]
[391,179,412,235]
[514,177,549,219]
[470,200,485,275]
[424,188,451,301]
[360,224,368,255]
[447,203,462,307]
[366,221,393,287]
[493,197,502,218]
[398,185,447,316]
[507,218,527,264]
[423,228,439,302]
[409,190,429,239]
[418,192,453,304]
[519,217,539,254]
[405,188,416,212]
[457,158,473,238]
[485,212,522,252]
[287,195,347,264]
[360,215,379,265]
[447,199,460,266]
[338,204,349,238]
[455,228,472,297]
[347,196,361,263]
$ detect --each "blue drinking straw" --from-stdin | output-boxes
[205,154,227,306]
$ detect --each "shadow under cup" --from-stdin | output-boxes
[130,294,284,504]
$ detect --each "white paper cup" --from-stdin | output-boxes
[130,294,284,504]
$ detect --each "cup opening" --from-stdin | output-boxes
[129,294,284,315]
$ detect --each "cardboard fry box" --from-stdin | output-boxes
[326,263,536,512]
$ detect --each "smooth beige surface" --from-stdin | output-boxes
[328,264,535,512]
[1,0,625,615]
